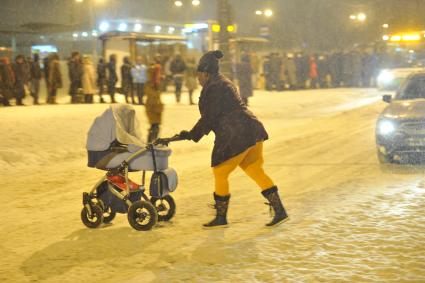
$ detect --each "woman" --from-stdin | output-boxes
[176,50,288,228]
[48,53,62,104]
[144,55,164,142]
[121,56,134,104]
[107,54,118,103]
[96,58,106,103]
[184,57,197,105]
[82,56,96,103]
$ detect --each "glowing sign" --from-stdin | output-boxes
[212,24,221,33]
[389,33,421,42]
[227,25,235,32]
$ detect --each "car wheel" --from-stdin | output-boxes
[377,150,393,164]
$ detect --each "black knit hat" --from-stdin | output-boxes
[197,50,224,74]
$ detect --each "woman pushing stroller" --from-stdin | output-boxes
[159,50,289,228]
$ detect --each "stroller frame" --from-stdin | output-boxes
[82,143,176,231]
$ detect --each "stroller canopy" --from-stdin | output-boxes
[86,104,144,151]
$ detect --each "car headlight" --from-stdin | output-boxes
[377,70,394,85]
[378,120,396,135]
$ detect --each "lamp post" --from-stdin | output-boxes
[217,0,233,79]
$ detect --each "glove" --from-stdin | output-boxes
[154,138,169,146]
[179,130,191,140]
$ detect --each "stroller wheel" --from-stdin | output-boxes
[81,205,104,228]
[97,199,116,223]
[150,195,176,222]
[127,200,158,231]
[103,206,116,223]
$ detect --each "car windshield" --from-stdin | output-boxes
[396,75,425,100]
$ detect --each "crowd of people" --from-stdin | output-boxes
[252,49,384,92]
[0,51,200,108]
[0,48,392,108]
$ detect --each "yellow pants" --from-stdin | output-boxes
[213,142,274,196]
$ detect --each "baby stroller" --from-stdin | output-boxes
[81,104,180,231]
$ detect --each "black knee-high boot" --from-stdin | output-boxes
[262,186,289,226]
[203,193,230,228]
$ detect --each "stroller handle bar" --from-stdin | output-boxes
[153,134,183,146]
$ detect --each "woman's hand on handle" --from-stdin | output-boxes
[179,130,191,140]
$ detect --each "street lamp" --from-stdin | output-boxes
[264,9,273,17]
[174,0,183,7]
[357,13,366,22]
[255,10,263,15]
[192,0,200,6]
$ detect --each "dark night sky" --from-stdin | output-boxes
[1,0,425,50]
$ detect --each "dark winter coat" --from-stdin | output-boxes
[107,60,118,90]
[30,61,42,80]
[68,60,83,84]
[236,61,253,98]
[170,57,186,75]
[189,74,268,167]
[97,60,107,87]
[13,62,29,98]
[0,59,15,99]
[120,62,132,94]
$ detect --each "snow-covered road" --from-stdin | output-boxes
[1,88,424,282]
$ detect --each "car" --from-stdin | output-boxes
[376,72,425,163]
[377,67,425,91]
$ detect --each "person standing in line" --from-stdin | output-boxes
[12,55,29,106]
[121,56,133,104]
[131,55,147,105]
[82,56,96,103]
[236,53,253,106]
[47,53,62,104]
[0,57,15,106]
[184,57,198,105]
[68,52,83,104]
[309,55,319,89]
[107,54,118,103]
[170,54,186,103]
[96,58,106,103]
[169,50,289,228]
[250,52,260,90]
[285,53,298,90]
[29,53,42,105]
[43,55,51,102]
[145,55,163,142]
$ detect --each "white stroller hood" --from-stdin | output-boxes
[86,104,145,151]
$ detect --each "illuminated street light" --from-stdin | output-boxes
[255,10,263,15]
[382,23,389,28]
[349,14,357,20]
[192,0,200,6]
[134,23,142,32]
[264,9,273,17]
[118,23,127,31]
[174,0,183,7]
[99,21,109,32]
[72,33,79,38]
[357,13,366,22]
